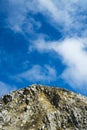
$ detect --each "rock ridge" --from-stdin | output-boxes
[0,84,87,130]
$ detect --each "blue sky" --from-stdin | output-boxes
[0,0,87,96]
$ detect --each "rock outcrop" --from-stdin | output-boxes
[0,84,87,130]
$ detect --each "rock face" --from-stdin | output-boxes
[0,84,87,130]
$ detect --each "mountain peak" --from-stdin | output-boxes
[0,84,87,130]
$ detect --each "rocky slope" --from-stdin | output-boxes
[0,84,87,130]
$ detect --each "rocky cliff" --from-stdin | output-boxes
[0,84,87,130]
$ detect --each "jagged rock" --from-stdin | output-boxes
[3,95,12,104]
[0,84,87,130]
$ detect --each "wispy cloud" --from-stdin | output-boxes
[38,0,87,36]
[5,0,87,36]
[0,81,17,97]
[27,0,87,94]
[1,0,87,95]
[31,37,87,94]
[5,0,40,33]
[16,65,57,83]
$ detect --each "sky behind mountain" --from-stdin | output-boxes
[0,0,87,96]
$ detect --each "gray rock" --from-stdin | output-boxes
[0,84,87,130]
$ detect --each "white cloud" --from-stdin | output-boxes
[38,0,72,28]
[37,0,87,35]
[4,0,87,94]
[31,37,87,93]
[17,65,57,83]
[5,0,87,36]
[6,0,27,32]
[6,0,40,33]
[57,38,87,93]
[0,81,17,97]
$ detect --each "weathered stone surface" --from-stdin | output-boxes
[0,84,87,130]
